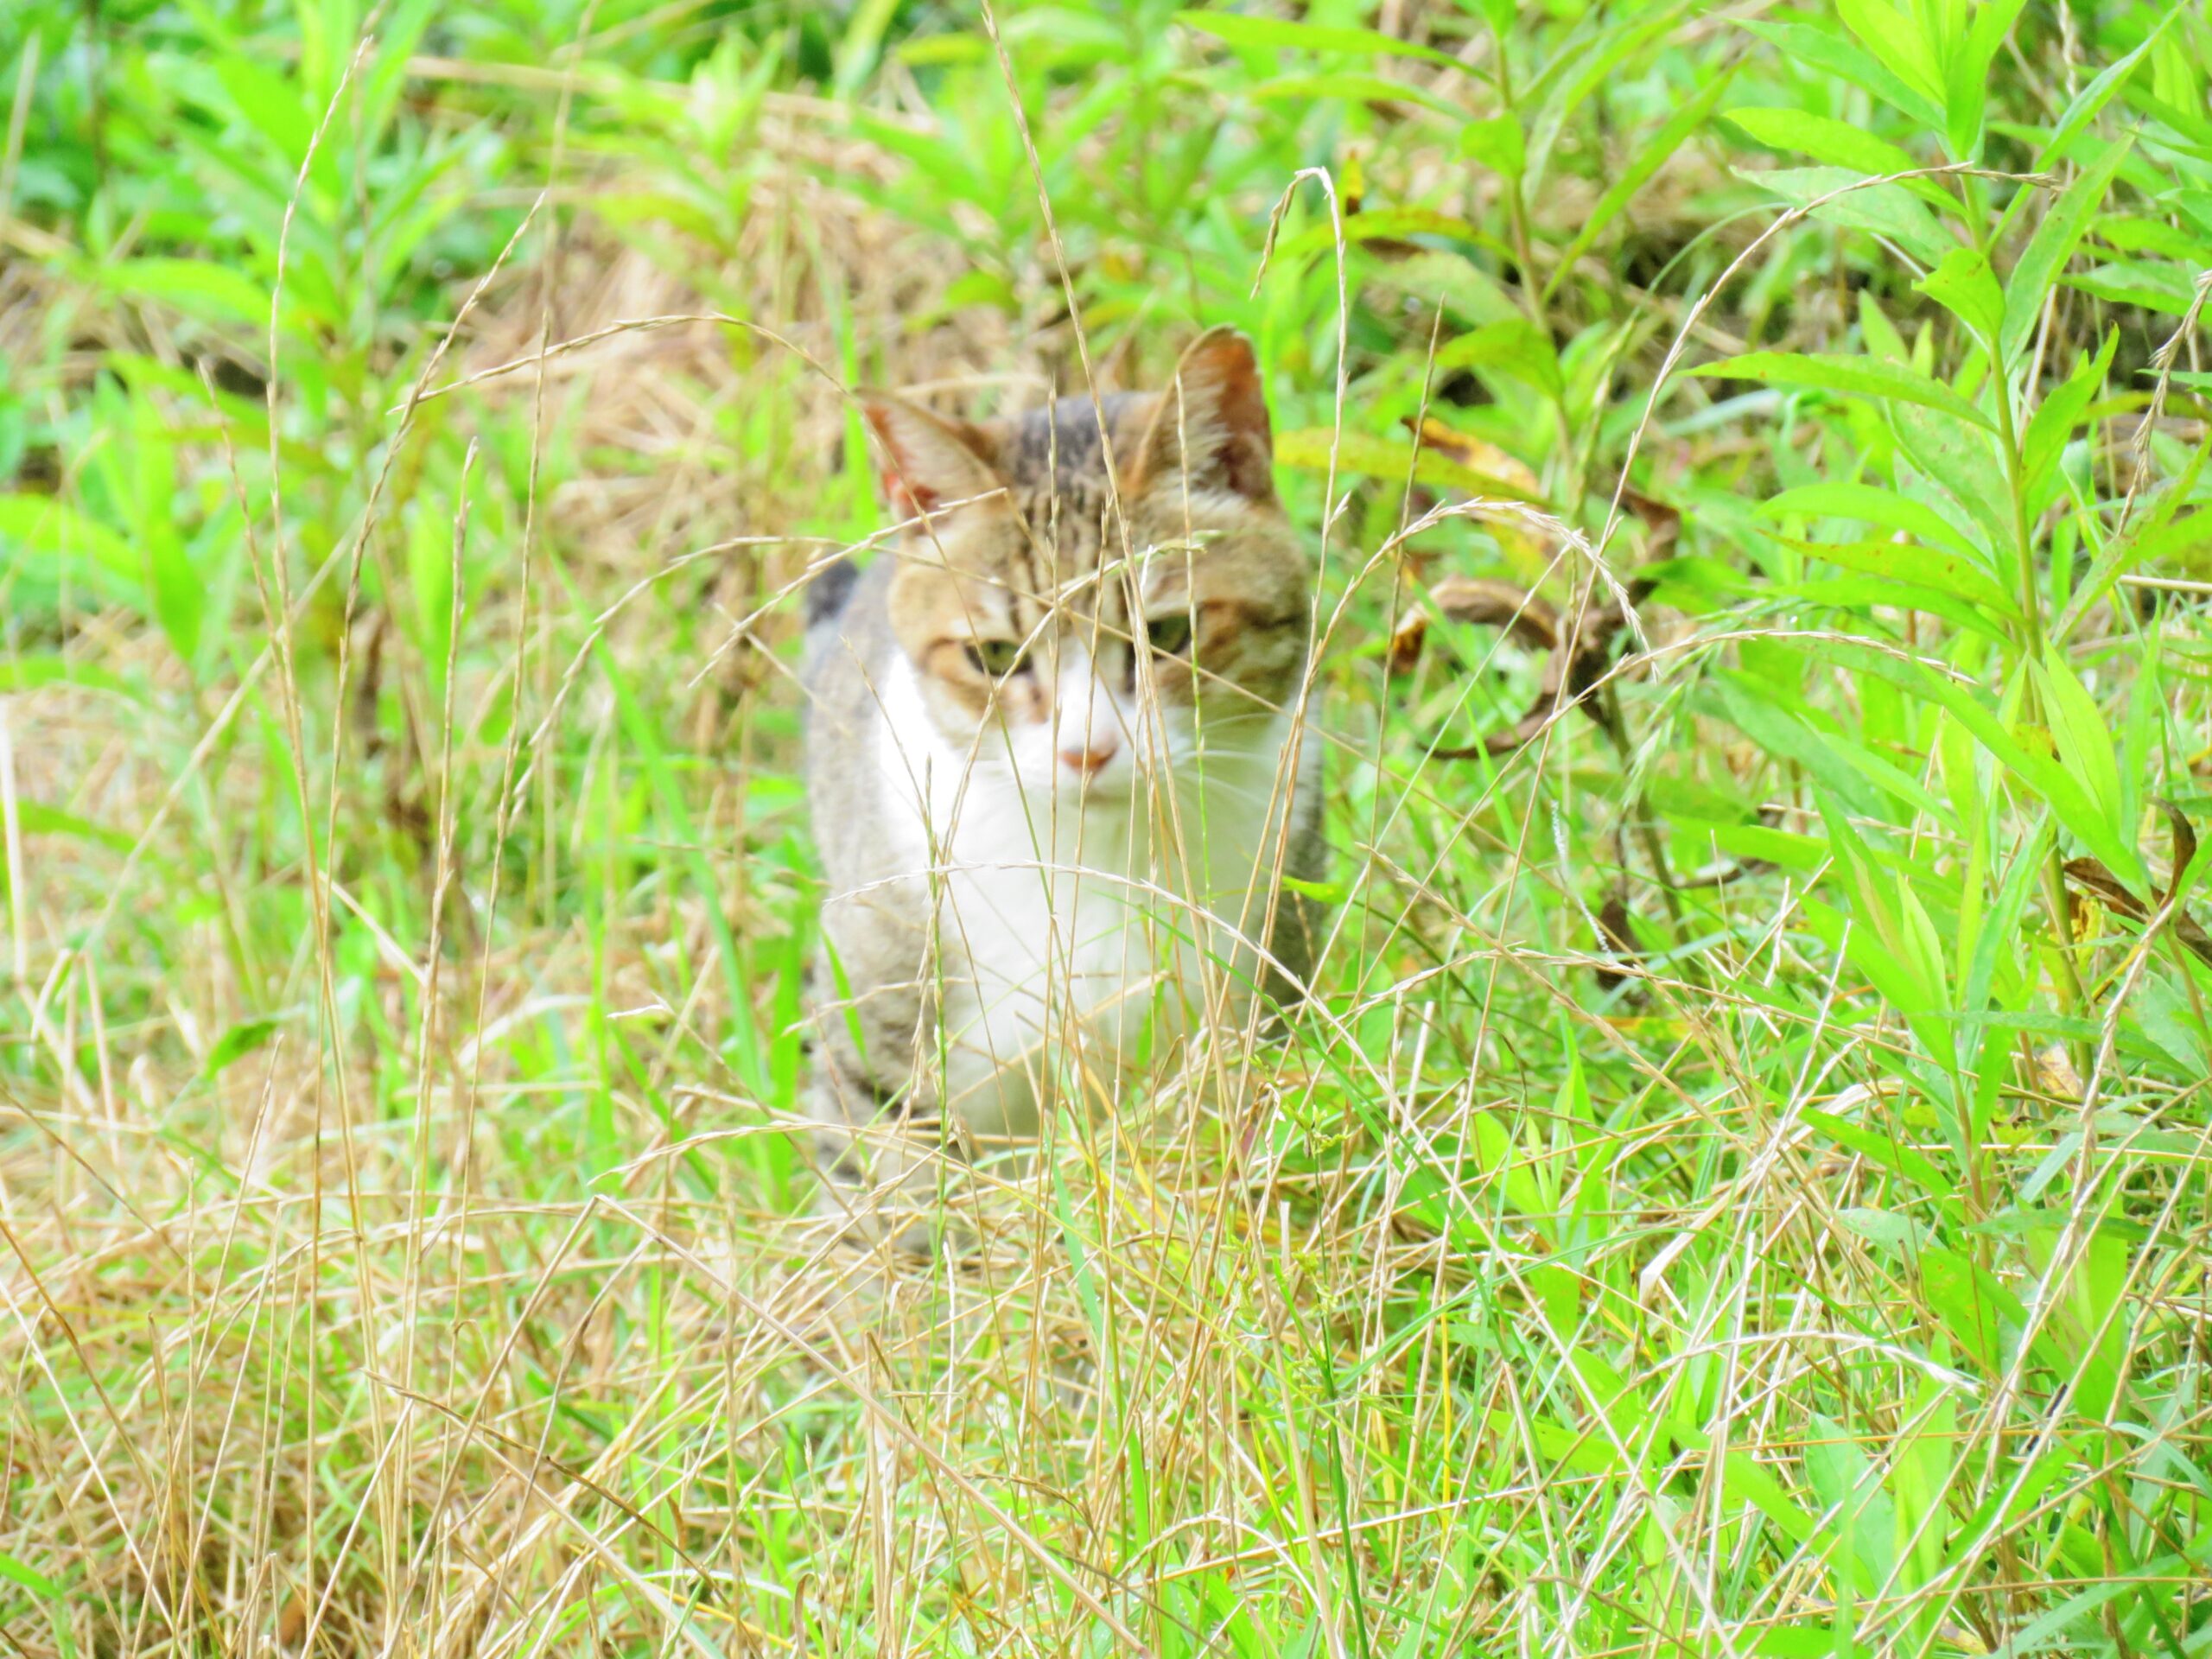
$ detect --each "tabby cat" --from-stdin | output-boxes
[799,328,1325,1239]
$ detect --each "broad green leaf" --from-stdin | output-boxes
[92,255,276,329]
[1714,679,1885,823]
[1434,317,1561,396]
[2028,1224,2131,1421]
[1519,1,1693,194]
[1920,1248,2026,1376]
[1275,428,1543,502]
[2020,330,2119,516]
[1788,577,2011,645]
[12,803,136,854]
[1459,114,1524,180]
[1741,166,1955,268]
[1738,21,1943,129]
[203,1017,283,1077]
[1365,250,1522,327]
[1689,351,1993,430]
[0,495,137,580]
[1943,0,2028,158]
[1857,290,1912,363]
[1834,0,1945,111]
[1890,1379,1956,1604]
[2064,258,2200,316]
[1840,1205,1929,1252]
[0,1552,63,1600]
[1544,67,1737,300]
[1999,137,2133,363]
[1816,641,2145,886]
[1891,404,2014,558]
[1805,1107,1953,1195]
[2091,213,2212,264]
[0,656,136,698]
[1723,107,1918,181]
[1781,537,2015,614]
[2034,648,2126,842]
[2040,10,2182,168]
[1761,482,1988,564]
[1915,247,2005,353]
[1802,1414,1899,1595]
[832,0,902,99]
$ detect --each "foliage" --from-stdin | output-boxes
[2,0,2209,1655]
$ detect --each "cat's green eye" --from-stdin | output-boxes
[966,638,1026,678]
[1145,613,1193,658]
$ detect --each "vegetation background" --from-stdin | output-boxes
[3,0,2209,1654]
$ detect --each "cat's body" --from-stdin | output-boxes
[800,333,1324,1234]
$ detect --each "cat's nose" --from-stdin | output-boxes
[1058,736,1118,779]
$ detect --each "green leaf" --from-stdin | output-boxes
[1742,166,1955,268]
[1518,1,1694,194]
[0,656,137,698]
[1944,0,2028,159]
[1760,481,1987,563]
[0,1553,63,1600]
[1788,577,2010,645]
[2065,258,2201,316]
[0,494,137,581]
[203,1017,283,1078]
[1738,21,1943,129]
[1544,66,1737,300]
[1805,1102,1951,1195]
[2034,649,2125,845]
[1458,114,1524,180]
[1833,0,1946,112]
[1915,247,2006,353]
[1690,351,1993,430]
[92,256,274,329]
[1999,137,2133,363]
[1891,404,2014,559]
[2040,10,2181,168]
[12,802,136,854]
[1434,318,1561,396]
[1839,1205,1930,1253]
[1818,642,2145,887]
[1780,537,2015,615]
[1724,107,1917,179]
[2020,330,2118,515]
[1274,429,1543,502]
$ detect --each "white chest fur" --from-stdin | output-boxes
[873,656,1300,1145]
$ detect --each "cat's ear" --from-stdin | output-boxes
[1125,327,1275,504]
[861,397,1004,518]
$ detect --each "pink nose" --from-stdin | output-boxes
[1058,742,1115,779]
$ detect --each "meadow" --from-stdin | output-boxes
[3,1,2210,1654]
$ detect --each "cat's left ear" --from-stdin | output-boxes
[1125,327,1275,504]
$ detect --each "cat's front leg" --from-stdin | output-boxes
[802,895,981,1251]
[804,1046,973,1253]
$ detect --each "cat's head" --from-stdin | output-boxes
[863,328,1307,798]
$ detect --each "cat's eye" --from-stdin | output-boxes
[1144,613,1193,658]
[966,638,1026,678]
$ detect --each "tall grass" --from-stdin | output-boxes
[3,1,2209,1655]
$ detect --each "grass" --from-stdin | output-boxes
[3,0,2211,1655]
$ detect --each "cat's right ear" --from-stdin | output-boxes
[1125,327,1276,505]
[861,397,1003,519]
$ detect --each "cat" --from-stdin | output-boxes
[799,327,1325,1243]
